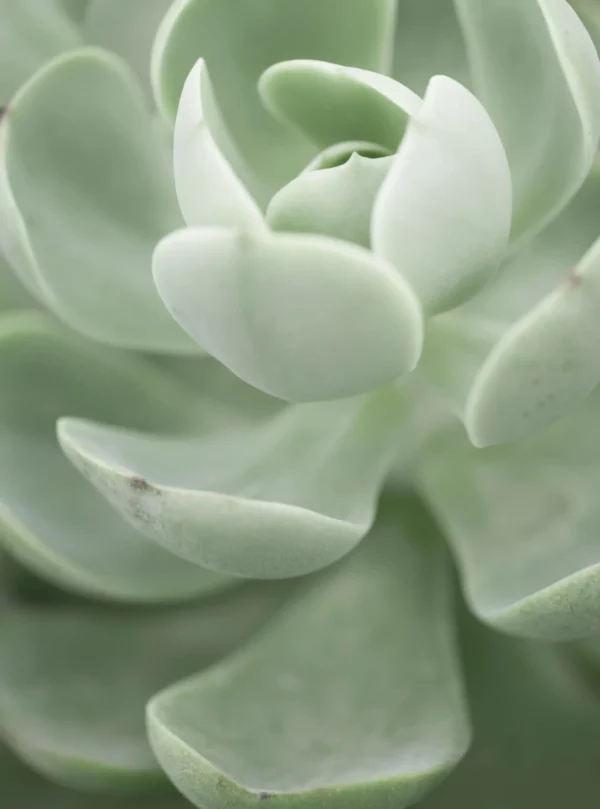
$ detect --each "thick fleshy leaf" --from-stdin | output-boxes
[0,584,287,790]
[147,497,469,809]
[418,390,600,640]
[0,0,81,100]
[0,312,231,601]
[422,621,600,809]
[372,75,512,314]
[259,60,421,152]
[455,0,600,243]
[465,160,600,322]
[174,60,264,229]
[153,227,423,402]
[1,743,189,808]
[466,238,600,446]
[422,164,600,446]
[267,154,393,248]
[82,0,173,94]
[59,386,405,579]
[0,48,194,352]
[151,0,397,200]
[392,0,469,93]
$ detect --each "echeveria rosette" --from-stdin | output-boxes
[2,1,600,809]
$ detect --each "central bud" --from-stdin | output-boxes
[267,142,393,248]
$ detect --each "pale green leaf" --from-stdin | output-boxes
[0,312,231,601]
[82,0,173,95]
[147,497,469,809]
[0,584,287,790]
[392,0,469,93]
[454,0,600,243]
[151,0,397,201]
[174,59,264,229]
[59,387,405,579]
[259,59,421,152]
[0,0,81,100]
[372,75,512,314]
[466,237,600,446]
[422,164,600,446]
[0,48,195,352]
[153,227,423,402]
[418,390,600,640]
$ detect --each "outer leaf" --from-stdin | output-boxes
[422,164,600,446]
[1,743,189,808]
[392,0,469,93]
[422,621,600,809]
[174,60,264,229]
[82,0,173,94]
[372,75,512,314]
[454,0,600,243]
[259,60,421,152]
[59,387,405,579]
[153,227,423,402]
[267,154,393,248]
[0,312,230,601]
[0,584,287,790]
[0,48,194,352]
[151,0,397,200]
[418,389,600,640]
[0,0,81,100]
[466,237,600,446]
[147,497,469,809]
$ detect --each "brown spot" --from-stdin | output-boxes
[258,792,273,800]
[0,107,6,121]
[129,476,158,494]
[567,269,583,287]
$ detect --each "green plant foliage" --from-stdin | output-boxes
[2,1,600,807]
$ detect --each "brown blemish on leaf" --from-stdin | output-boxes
[129,476,160,494]
[258,792,273,800]
[567,269,583,287]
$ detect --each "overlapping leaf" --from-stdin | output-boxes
[0,312,230,600]
[0,583,287,790]
[152,0,397,201]
[0,0,80,100]
[392,0,469,93]
[418,387,600,640]
[0,48,194,351]
[173,59,264,229]
[153,227,423,402]
[59,385,406,578]
[148,498,469,809]
[423,162,600,446]
[455,0,600,243]
[372,75,512,314]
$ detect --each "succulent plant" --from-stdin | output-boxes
[3,0,600,806]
